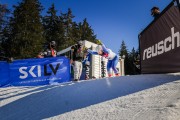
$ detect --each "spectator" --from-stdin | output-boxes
[151,6,160,19]
[37,41,57,58]
[70,41,86,81]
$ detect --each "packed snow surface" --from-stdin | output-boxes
[0,74,180,120]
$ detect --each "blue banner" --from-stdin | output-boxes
[0,57,71,87]
[0,61,9,87]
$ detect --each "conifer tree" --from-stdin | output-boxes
[79,18,96,42]
[71,22,81,42]
[135,48,141,73]
[129,47,136,74]
[118,40,131,75]
[71,18,97,44]
[129,47,141,74]
[43,3,65,51]
[9,0,45,59]
[119,40,128,57]
[0,4,10,52]
[0,4,9,31]
[61,8,75,47]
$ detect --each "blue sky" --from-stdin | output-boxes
[1,0,172,54]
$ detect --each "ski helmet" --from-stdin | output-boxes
[96,45,102,53]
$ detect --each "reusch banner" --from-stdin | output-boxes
[0,57,70,87]
[139,3,180,74]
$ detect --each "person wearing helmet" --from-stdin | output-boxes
[37,41,57,58]
[70,40,86,81]
[151,6,160,19]
[87,40,120,77]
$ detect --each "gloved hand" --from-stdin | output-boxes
[85,61,90,66]
[83,47,88,53]
[96,39,102,45]
[87,49,91,53]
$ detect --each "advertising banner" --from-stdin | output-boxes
[0,57,70,87]
[139,3,180,73]
[0,62,9,87]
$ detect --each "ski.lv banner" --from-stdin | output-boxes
[0,62,9,87]
[0,57,70,87]
[139,3,180,74]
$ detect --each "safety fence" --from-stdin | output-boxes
[0,57,70,87]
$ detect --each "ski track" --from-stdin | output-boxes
[0,74,180,120]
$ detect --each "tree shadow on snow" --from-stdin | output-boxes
[1,74,180,120]
[0,86,56,100]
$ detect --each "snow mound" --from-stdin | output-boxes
[0,74,180,120]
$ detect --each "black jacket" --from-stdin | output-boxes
[71,45,85,61]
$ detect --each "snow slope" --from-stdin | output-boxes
[0,74,180,120]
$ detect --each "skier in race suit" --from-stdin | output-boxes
[87,40,120,77]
